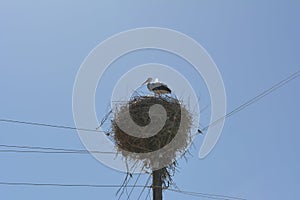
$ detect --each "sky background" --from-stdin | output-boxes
[1,1,300,200]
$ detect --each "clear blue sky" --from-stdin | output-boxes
[1,1,300,199]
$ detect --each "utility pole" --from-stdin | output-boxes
[152,168,163,200]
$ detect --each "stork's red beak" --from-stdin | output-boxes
[141,80,148,86]
[141,78,152,86]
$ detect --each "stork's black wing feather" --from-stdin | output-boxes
[152,85,171,93]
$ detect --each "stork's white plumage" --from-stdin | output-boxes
[142,77,171,96]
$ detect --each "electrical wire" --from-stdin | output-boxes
[0,144,115,154]
[0,180,246,200]
[146,187,151,200]
[201,70,300,131]
[126,171,142,200]
[0,181,148,188]
[167,188,246,200]
[0,119,106,133]
[0,149,116,154]
[137,174,152,200]
[0,144,86,152]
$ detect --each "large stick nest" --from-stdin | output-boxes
[112,95,192,171]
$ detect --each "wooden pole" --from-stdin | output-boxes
[152,168,163,200]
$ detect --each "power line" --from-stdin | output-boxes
[0,119,106,133]
[137,174,152,200]
[202,69,300,131]
[0,144,115,154]
[0,149,116,154]
[0,144,85,152]
[127,171,143,200]
[0,181,147,188]
[167,188,246,200]
[0,180,245,200]
[226,70,300,118]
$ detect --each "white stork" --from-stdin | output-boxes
[142,77,171,96]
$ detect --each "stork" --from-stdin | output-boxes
[142,77,172,96]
